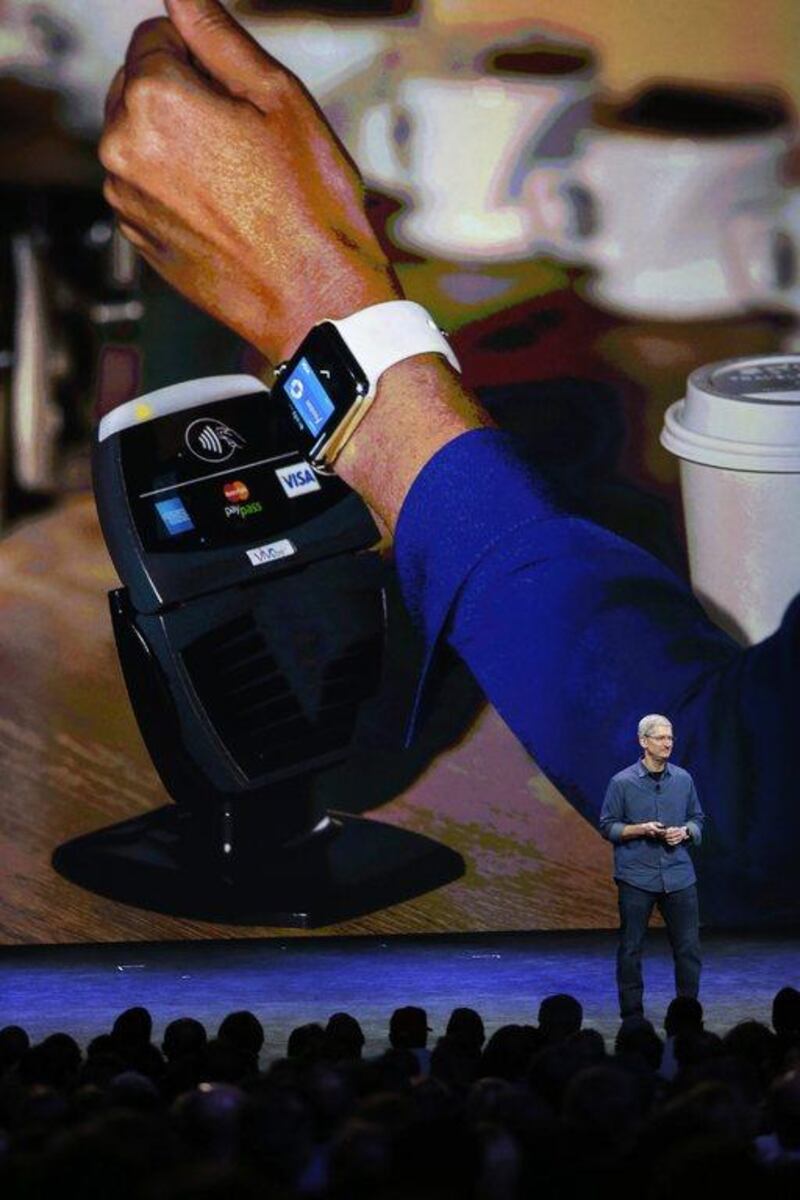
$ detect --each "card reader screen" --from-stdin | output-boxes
[120,391,348,553]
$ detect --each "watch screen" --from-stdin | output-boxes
[275,323,369,455]
[285,357,336,436]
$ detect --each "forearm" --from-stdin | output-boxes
[100,1,487,534]
[335,357,491,532]
[620,825,652,840]
[684,788,704,845]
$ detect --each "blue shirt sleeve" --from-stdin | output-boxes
[395,430,735,815]
[394,429,800,925]
[598,778,625,844]
[685,778,704,845]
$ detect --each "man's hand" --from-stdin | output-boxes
[664,826,690,846]
[99,0,484,530]
[640,821,667,839]
[99,0,399,363]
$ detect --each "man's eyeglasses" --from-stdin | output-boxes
[646,735,673,742]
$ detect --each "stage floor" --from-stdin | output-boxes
[1,930,796,1055]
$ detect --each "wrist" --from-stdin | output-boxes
[270,289,483,532]
[268,256,401,365]
[335,356,488,532]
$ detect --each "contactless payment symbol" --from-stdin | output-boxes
[224,479,250,503]
[185,418,246,463]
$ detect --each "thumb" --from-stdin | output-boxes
[164,0,292,107]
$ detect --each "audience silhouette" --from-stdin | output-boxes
[1,989,799,1198]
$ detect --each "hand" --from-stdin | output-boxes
[99,0,400,363]
[664,826,689,846]
[640,821,666,838]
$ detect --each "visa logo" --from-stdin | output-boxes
[275,461,321,498]
[246,539,296,566]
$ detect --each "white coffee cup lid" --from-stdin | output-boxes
[661,354,800,471]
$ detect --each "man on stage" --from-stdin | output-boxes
[599,715,704,1019]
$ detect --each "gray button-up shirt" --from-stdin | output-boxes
[599,760,704,893]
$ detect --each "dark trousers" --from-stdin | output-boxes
[616,881,701,1018]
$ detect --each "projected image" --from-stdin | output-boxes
[0,0,798,943]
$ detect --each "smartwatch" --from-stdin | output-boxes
[272,300,461,470]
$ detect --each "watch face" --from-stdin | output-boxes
[275,323,369,459]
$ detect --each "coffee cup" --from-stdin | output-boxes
[529,85,797,319]
[355,36,596,261]
[725,189,800,321]
[661,354,800,644]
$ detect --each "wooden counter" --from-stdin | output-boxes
[0,493,615,944]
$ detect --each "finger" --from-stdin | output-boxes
[117,217,161,255]
[126,15,190,74]
[164,0,297,108]
[104,65,126,122]
[102,171,130,215]
[124,16,201,93]
[103,175,165,251]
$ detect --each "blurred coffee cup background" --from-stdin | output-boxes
[528,85,799,321]
[351,33,596,261]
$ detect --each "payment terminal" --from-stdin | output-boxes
[52,375,462,924]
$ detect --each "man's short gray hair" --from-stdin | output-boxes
[638,714,672,740]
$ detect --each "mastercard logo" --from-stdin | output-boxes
[223,480,250,503]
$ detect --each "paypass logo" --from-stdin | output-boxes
[275,461,321,498]
[224,479,250,503]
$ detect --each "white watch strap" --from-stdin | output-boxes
[327,300,460,390]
